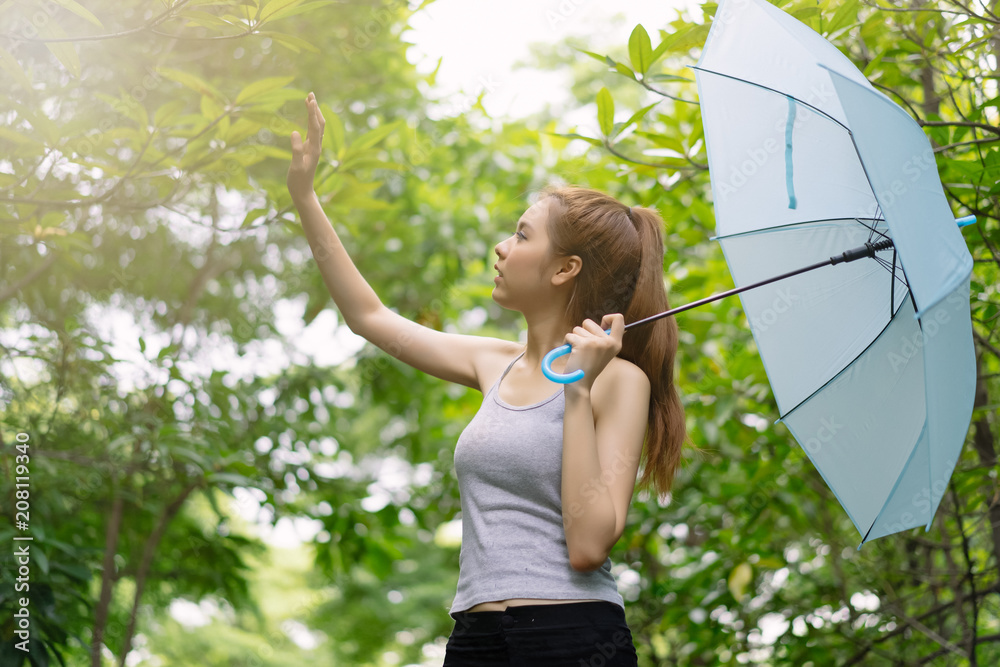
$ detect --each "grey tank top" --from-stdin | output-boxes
[450,351,624,615]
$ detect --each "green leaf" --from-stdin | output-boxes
[424,56,443,86]
[728,562,753,602]
[235,76,295,105]
[655,22,710,55]
[153,99,188,127]
[649,38,672,69]
[242,207,270,228]
[178,9,238,30]
[171,446,210,470]
[615,102,659,138]
[34,548,49,575]
[324,106,346,156]
[757,556,785,569]
[209,472,255,487]
[38,20,79,77]
[597,87,614,137]
[789,6,821,22]
[200,94,226,122]
[257,30,320,53]
[862,52,885,78]
[157,67,225,101]
[0,126,42,146]
[52,0,104,28]
[261,0,333,22]
[645,73,692,83]
[825,0,860,36]
[575,48,612,65]
[545,132,604,148]
[350,120,403,152]
[0,45,32,90]
[615,63,637,80]
[259,0,302,22]
[628,25,654,75]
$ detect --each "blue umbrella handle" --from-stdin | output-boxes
[541,328,613,384]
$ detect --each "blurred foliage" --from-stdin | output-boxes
[0,0,997,666]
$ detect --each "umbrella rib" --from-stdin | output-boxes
[872,255,909,288]
[778,306,901,422]
[889,248,897,319]
[691,66,850,132]
[853,216,908,294]
[851,215,890,243]
[711,217,886,241]
[857,421,929,549]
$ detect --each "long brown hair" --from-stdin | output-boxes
[539,184,686,498]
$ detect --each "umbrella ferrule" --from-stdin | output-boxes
[830,238,895,265]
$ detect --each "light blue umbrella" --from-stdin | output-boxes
[692,0,976,546]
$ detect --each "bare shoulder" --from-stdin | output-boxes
[604,357,650,388]
[472,338,524,394]
[593,357,651,414]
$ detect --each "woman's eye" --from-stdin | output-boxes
[515,231,526,240]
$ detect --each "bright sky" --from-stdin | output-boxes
[403,0,699,120]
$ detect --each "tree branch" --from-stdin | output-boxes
[3,129,158,207]
[118,480,201,667]
[0,0,194,44]
[950,483,980,665]
[605,141,707,171]
[637,78,700,105]
[975,331,1000,362]
[883,597,966,657]
[91,487,124,667]
[0,252,58,304]
[919,120,1000,137]
[933,136,1000,152]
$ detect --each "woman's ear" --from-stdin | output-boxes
[551,255,582,286]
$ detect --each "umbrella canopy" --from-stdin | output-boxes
[693,0,976,545]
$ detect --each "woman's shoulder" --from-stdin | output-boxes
[606,356,649,386]
[592,357,651,413]
[473,338,524,393]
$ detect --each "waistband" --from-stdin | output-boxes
[449,601,626,631]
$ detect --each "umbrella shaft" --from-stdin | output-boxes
[624,238,896,332]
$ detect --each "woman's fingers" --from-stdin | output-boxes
[568,319,618,347]
[601,313,625,339]
[307,93,324,150]
[286,94,324,201]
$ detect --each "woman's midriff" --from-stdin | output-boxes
[464,598,605,612]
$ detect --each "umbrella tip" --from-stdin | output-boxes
[956,215,976,227]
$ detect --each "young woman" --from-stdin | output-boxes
[288,92,685,666]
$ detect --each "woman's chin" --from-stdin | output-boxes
[490,291,516,311]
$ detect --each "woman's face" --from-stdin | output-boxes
[492,198,561,309]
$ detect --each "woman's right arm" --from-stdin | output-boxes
[287,93,513,389]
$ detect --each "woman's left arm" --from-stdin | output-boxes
[560,315,650,571]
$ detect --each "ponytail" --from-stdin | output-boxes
[623,206,687,498]
[539,185,687,498]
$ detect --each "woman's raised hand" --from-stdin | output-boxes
[287,91,325,203]
[560,314,625,391]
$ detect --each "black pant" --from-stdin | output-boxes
[444,601,638,666]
